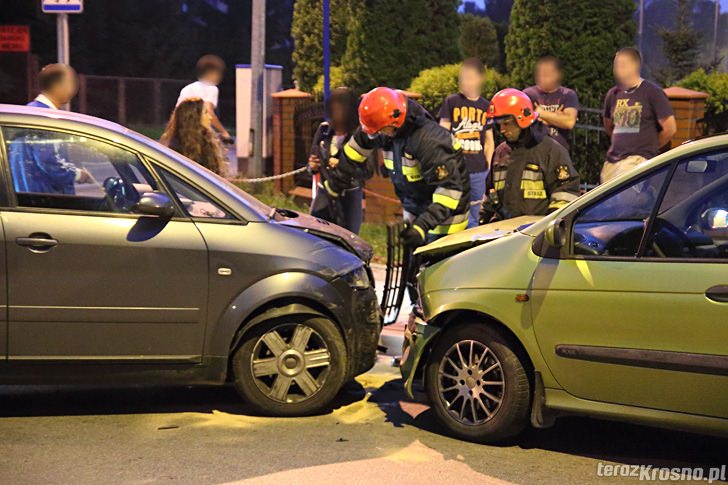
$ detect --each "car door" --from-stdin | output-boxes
[531,151,728,419]
[0,125,208,363]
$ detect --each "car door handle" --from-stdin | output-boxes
[705,285,728,303]
[16,234,58,251]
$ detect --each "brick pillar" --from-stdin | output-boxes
[664,86,708,149]
[272,89,313,193]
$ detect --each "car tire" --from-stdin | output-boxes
[232,315,347,417]
[425,323,531,443]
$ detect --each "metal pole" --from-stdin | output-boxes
[56,13,71,110]
[638,0,645,53]
[323,0,330,102]
[56,13,70,65]
[712,0,720,64]
[250,0,266,177]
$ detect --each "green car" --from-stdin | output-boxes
[401,133,728,443]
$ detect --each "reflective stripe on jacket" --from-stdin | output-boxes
[488,134,580,218]
[342,99,470,235]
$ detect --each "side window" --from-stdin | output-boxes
[644,150,728,259]
[156,167,232,219]
[572,166,669,257]
[3,126,157,213]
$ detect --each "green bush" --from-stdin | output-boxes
[408,63,510,114]
[677,69,728,134]
[312,65,346,100]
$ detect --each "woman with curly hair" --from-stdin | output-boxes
[161,98,227,175]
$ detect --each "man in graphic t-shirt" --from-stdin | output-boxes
[602,47,676,183]
[523,55,579,151]
[439,58,494,228]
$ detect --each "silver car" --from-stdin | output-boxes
[0,105,382,416]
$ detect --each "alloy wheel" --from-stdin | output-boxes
[250,323,331,403]
[437,339,505,426]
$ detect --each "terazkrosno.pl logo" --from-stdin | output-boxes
[596,463,727,483]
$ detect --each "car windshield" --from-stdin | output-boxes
[127,129,273,218]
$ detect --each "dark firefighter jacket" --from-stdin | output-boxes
[488,130,580,218]
[342,98,471,236]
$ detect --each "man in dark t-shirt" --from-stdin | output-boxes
[523,55,579,151]
[439,58,494,228]
[602,47,676,183]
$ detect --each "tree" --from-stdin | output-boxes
[291,0,352,92]
[658,0,701,84]
[460,14,500,69]
[505,0,635,103]
[341,0,462,93]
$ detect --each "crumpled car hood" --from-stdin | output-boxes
[414,215,542,260]
[274,210,374,262]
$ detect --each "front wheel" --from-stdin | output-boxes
[425,323,531,443]
[232,315,347,416]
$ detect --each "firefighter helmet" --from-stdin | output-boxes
[487,88,538,128]
[358,87,408,135]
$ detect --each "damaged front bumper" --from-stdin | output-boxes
[400,312,441,398]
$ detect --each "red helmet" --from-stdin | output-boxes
[358,87,408,135]
[487,88,538,128]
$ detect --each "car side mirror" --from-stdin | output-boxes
[135,191,175,218]
[701,208,728,231]
[544,218,567,248]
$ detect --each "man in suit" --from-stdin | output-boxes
[27,63,78,110]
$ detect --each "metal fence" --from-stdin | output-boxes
[73,74,189,128]
[570,105,609,186]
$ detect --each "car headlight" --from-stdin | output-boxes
[342,265,370,289]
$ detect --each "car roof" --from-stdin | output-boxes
[0,104,131,135]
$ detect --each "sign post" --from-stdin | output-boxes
[42,0,83,65]
[42,1,83,110]
[249,0,266,176]
[56,14,70,65]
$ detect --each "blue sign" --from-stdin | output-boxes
[42,1,84,14]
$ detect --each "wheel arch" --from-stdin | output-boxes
[203,271,356,380]
[228,298,341,354]
[413,310,536,391]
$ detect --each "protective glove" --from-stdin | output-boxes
[479,190,502,225]
[322,179,339,198]
[400,224,426,249]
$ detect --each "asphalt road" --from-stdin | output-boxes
[1,361,726,485]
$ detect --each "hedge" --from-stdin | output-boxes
[408,63,510,114]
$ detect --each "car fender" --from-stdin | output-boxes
[205,271,349,359]
[228,302,332,352]
[423,293,560,390]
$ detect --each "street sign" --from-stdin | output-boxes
[42,0,83,14]
[0,25,30,52]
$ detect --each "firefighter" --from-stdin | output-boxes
[338,87,470,248]
[480,88,580,223]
